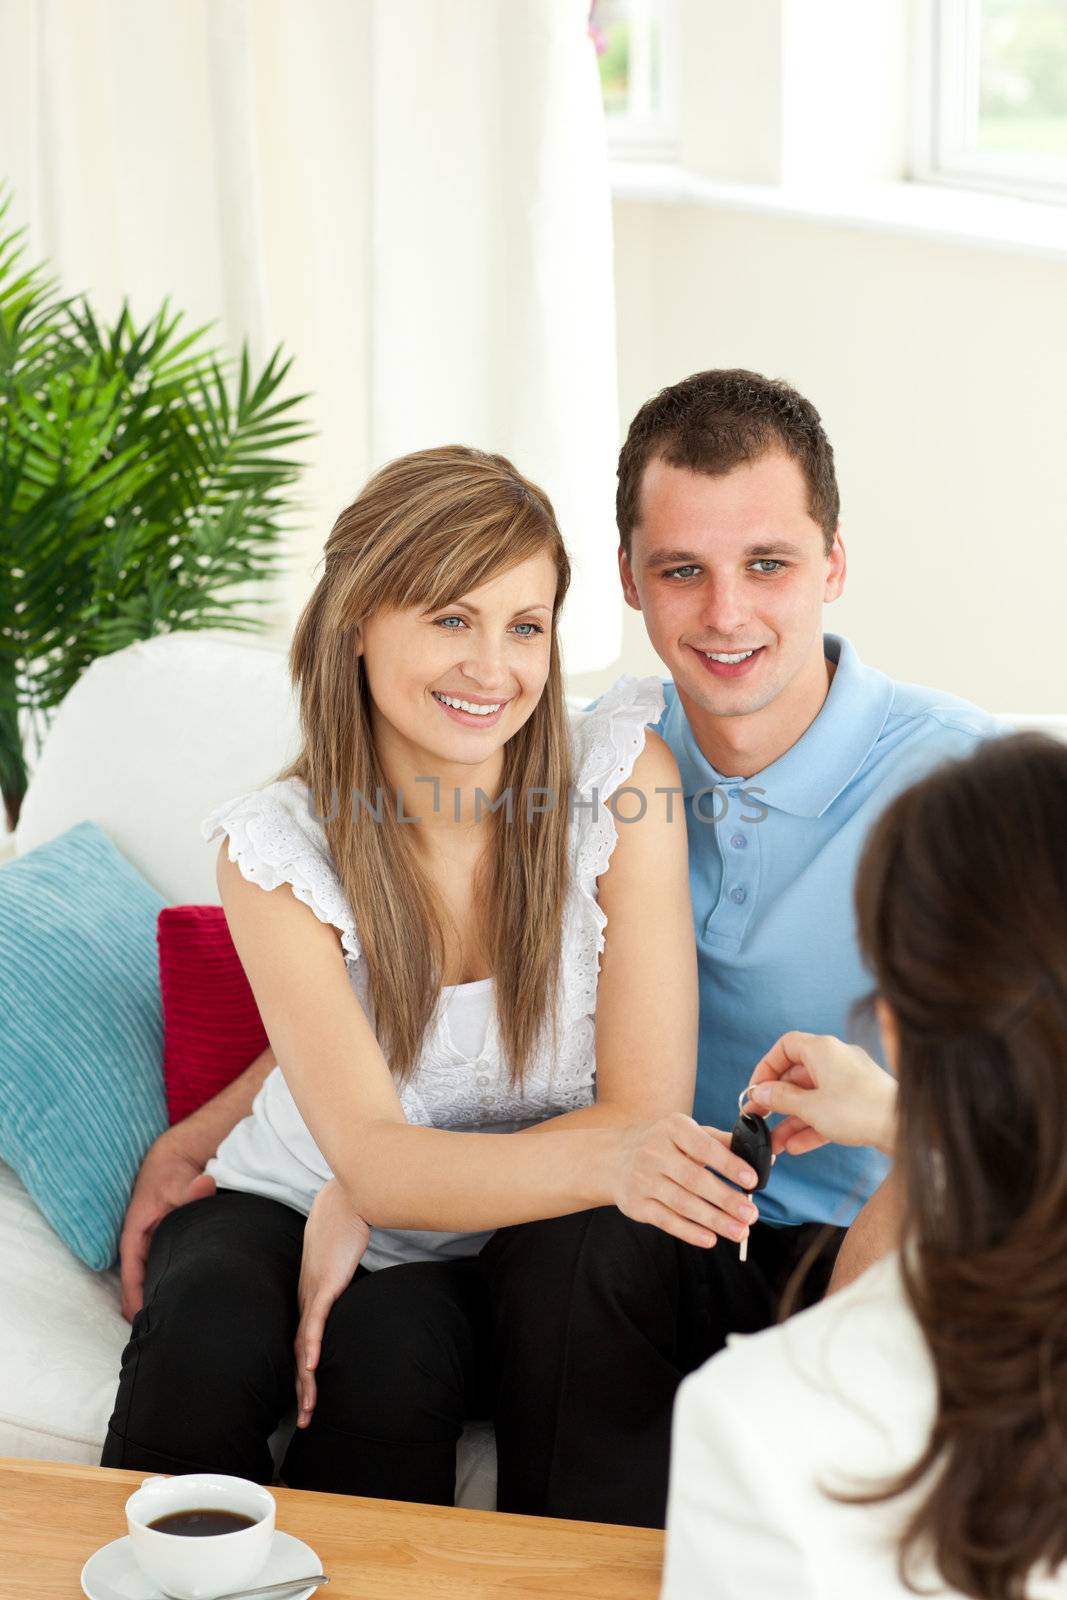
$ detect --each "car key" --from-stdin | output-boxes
[729,1103,773,1262]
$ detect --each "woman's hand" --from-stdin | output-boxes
[295,1179,372,1428]
[746,1032,897,1158]
[607,1111,762,1249]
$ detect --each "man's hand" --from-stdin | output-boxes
[746,1032,897,1158]
[607,1112,761,1250]
[117,1047,277,1321]
[118,1137,217,1321]
[294,1180,371,1429]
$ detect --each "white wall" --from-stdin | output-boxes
[567,195,1067,716]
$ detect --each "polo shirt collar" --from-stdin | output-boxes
[663,633,895,819]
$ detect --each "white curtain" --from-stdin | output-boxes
[0,0,621,674]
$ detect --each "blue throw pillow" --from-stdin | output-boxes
[0,820,169,1269]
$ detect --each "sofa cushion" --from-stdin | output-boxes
[13,630,302,905]
[0,822,169,1269]
[159,904,270,1123]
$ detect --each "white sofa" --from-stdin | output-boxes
[0,630,499,1506]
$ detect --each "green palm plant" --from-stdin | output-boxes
[0,187,313,832]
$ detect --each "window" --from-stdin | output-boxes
[591,0,680,161]
[920,0,1067,202]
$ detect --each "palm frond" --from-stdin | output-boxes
[0,189,316,830]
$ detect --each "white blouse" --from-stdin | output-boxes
[662,1248,1067,1599]
[200,674,665,1272]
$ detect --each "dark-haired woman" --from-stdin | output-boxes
[661,730,1067,1600]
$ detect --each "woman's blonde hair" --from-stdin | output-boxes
[273,445,573,1088]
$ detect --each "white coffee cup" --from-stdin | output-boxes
[125,1473,276,1600]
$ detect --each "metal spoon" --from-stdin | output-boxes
[164,1577,329,1600]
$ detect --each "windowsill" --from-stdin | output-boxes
[610,163,1067,262]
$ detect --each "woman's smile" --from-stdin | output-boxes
[430,688,511,728]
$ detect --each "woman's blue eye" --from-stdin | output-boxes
[433,616,542,636]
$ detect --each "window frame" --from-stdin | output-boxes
[599,0,682,164]
[913,0,1067,205]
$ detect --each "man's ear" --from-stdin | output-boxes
[825,527,846,604]
[618,545,642,611]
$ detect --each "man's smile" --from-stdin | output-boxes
[688,644,767,679]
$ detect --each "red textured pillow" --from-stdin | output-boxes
[157,905,270,1123]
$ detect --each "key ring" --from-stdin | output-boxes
[737,1085,757,1117]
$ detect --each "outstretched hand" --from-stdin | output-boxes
[294,1180,372,1429]
[745,1032,897,1158]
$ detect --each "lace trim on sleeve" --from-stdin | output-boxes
[200,780,362,964]
[563,673,667,1026]
[569,674,667,806]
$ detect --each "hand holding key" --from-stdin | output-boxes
[609,1112,761,1249]
[745,1032,897,1158]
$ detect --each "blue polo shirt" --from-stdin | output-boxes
[649,632,1002,1229]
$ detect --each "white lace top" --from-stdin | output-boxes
[200,674,665,1271]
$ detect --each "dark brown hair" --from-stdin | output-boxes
[845,731,1067,1599]
[616,368,840,558]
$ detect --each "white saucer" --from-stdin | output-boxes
[80,1529,322,1600]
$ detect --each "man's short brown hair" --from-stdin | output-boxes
[616,368,840,559]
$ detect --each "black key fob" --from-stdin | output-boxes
[729,1111,773,1192]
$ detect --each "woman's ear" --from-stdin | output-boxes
[875,996,900,1076]
[352,622,363,658]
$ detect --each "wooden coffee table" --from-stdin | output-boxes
[0,1457,664,1599]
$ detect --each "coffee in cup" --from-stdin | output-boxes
[148,1508,260,1536]
[125,1473,275,1600]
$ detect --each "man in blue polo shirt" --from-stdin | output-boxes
[488,367,1000,1528]
[615,368,998,1261]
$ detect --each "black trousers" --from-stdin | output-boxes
[101,1189,844,1528]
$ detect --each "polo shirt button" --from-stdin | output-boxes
[730,833,747,849]
[730,886,747,905]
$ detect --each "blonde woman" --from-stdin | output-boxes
[101,447,762,1525]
